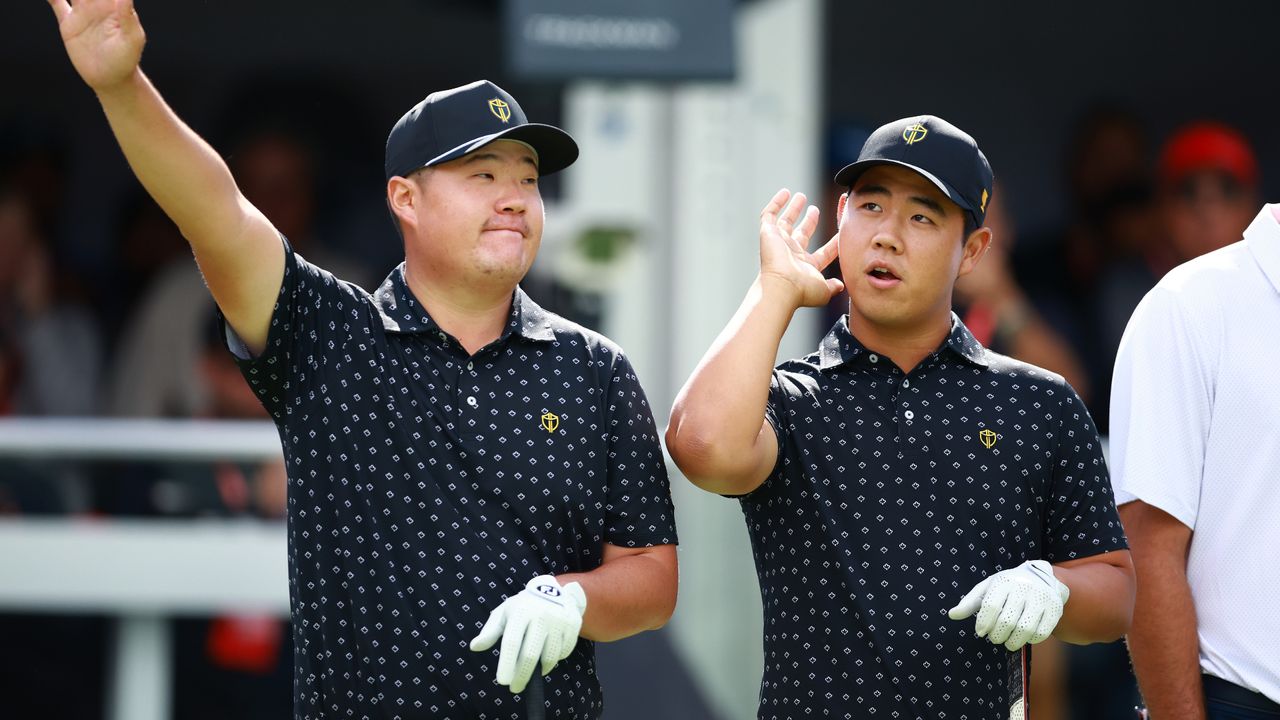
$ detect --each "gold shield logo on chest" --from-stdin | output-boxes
[540,412,560,433]
[979,428,998,449]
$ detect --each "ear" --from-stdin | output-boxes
[957,226,993,278]
[836,192,849,230]
[387,176,418,232]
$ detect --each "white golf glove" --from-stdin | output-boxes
[469,574,587,693]
[947,559,1070,651]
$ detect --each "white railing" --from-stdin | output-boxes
[0,419,289,720]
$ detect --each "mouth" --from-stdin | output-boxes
[481,221,528,238]
[865,264,902,288]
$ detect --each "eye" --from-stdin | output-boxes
[912,213,935,225]
[522,176,539,186]
[859,202,882,212]
[473,172,494,180]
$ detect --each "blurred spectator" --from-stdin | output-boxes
[167,315,291,720]
[1012,104,1154,429]
[0,180,103,419]
[1159,122,1259,265]
[954,187,1093,403]
[106,125,372,418]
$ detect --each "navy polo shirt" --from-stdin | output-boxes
[229,241,677,719]
[745,315,1126,719]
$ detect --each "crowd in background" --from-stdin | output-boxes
[0,95,1264,718]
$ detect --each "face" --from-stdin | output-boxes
[390,140,543,293]
[837,164,988,333]
[1162,171,1256,262]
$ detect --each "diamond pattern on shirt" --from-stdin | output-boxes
[746,315,1125,719]
[228,240,677,719]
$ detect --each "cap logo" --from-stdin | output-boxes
[902,122,928,145]
[488,98,512,123]
[980,188,990,212]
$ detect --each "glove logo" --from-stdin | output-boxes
[489,98,512,123]
[540,412,560,433]
[535,584,562,598]
[979,428,998,449]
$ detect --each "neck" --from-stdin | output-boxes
[846,310,952,374]
[403,264,514,355]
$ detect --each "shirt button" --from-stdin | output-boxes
[902,378,910,388]
[467,362,473,371]
[868,354,879,364]
[467,396,478,408]
[438,332,447,341]
[904,409,915,420]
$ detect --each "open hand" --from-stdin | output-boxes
[758,189,844,308]
[47,0,145,92]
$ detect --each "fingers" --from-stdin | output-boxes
[509,619,547,694]
[810,235,841,271]
[1003,605,1044,651]
[760,188,790,227]
[792,205,821,248]
[47,0,72,24]
[825,277,845,299]
[947,577,990,621]
[469,605,507,652]
[988,590,1026,645]
[973,581,1011,637]
[1031,603,1064,645]
[494,614,529,687]
[539,624,563,676]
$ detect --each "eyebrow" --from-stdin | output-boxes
[853,183,947,216]
[461,151,539,170]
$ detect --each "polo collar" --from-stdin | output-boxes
[372,263,556,342]
[1245,205,1280,296]
[818,313,989,371]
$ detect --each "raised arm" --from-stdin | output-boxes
[48,0,283,353]
[666,190,844,496]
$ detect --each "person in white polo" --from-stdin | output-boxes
[1111,203,1280,719]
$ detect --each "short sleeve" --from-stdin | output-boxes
[1042,381,1128,562]
[1108,286,1213,529]
[602,351,678,547]
[223,237,351,421]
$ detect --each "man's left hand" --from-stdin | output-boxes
[470,575,587,693]
[947,559,1070,650]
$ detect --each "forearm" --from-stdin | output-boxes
[1120,502,1205,719]
[557,548,677,643]
[1051,554,1134,643]
[666,275,797,486]
[96,69,253,251]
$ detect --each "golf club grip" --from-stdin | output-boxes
[525,672,546,720]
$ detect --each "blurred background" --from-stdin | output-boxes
[1,0,1275,718]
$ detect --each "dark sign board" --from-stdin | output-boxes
[504,0,735,81]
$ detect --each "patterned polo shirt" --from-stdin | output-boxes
[228,241,677,719]
[744,315,1126,719]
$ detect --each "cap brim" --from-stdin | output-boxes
[422,123,579,176]
[833,159,975,215]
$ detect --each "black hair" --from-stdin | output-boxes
[963,212,979,243]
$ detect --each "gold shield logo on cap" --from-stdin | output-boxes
[980,188,990,212]
[979,428,997,449]
[540,412,560,433]
[902,122,928,145]
[489,98,512,123]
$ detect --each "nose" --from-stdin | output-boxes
[871,221,903,253]
[496,180,530,215]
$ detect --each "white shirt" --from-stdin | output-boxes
[1110,205,1280,700]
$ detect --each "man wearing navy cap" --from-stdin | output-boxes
[49,1,678,717]
[667,115,1134,717]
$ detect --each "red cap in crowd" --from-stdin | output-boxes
[1158,122,1259,188]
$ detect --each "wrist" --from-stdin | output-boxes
[93,67,146,103]
[755,273,805,311]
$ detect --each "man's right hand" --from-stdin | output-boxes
[758,189,845,309]
[48,0,145,92]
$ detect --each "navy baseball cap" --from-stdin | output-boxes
[834,115,994,226]
[384,80,578,181]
